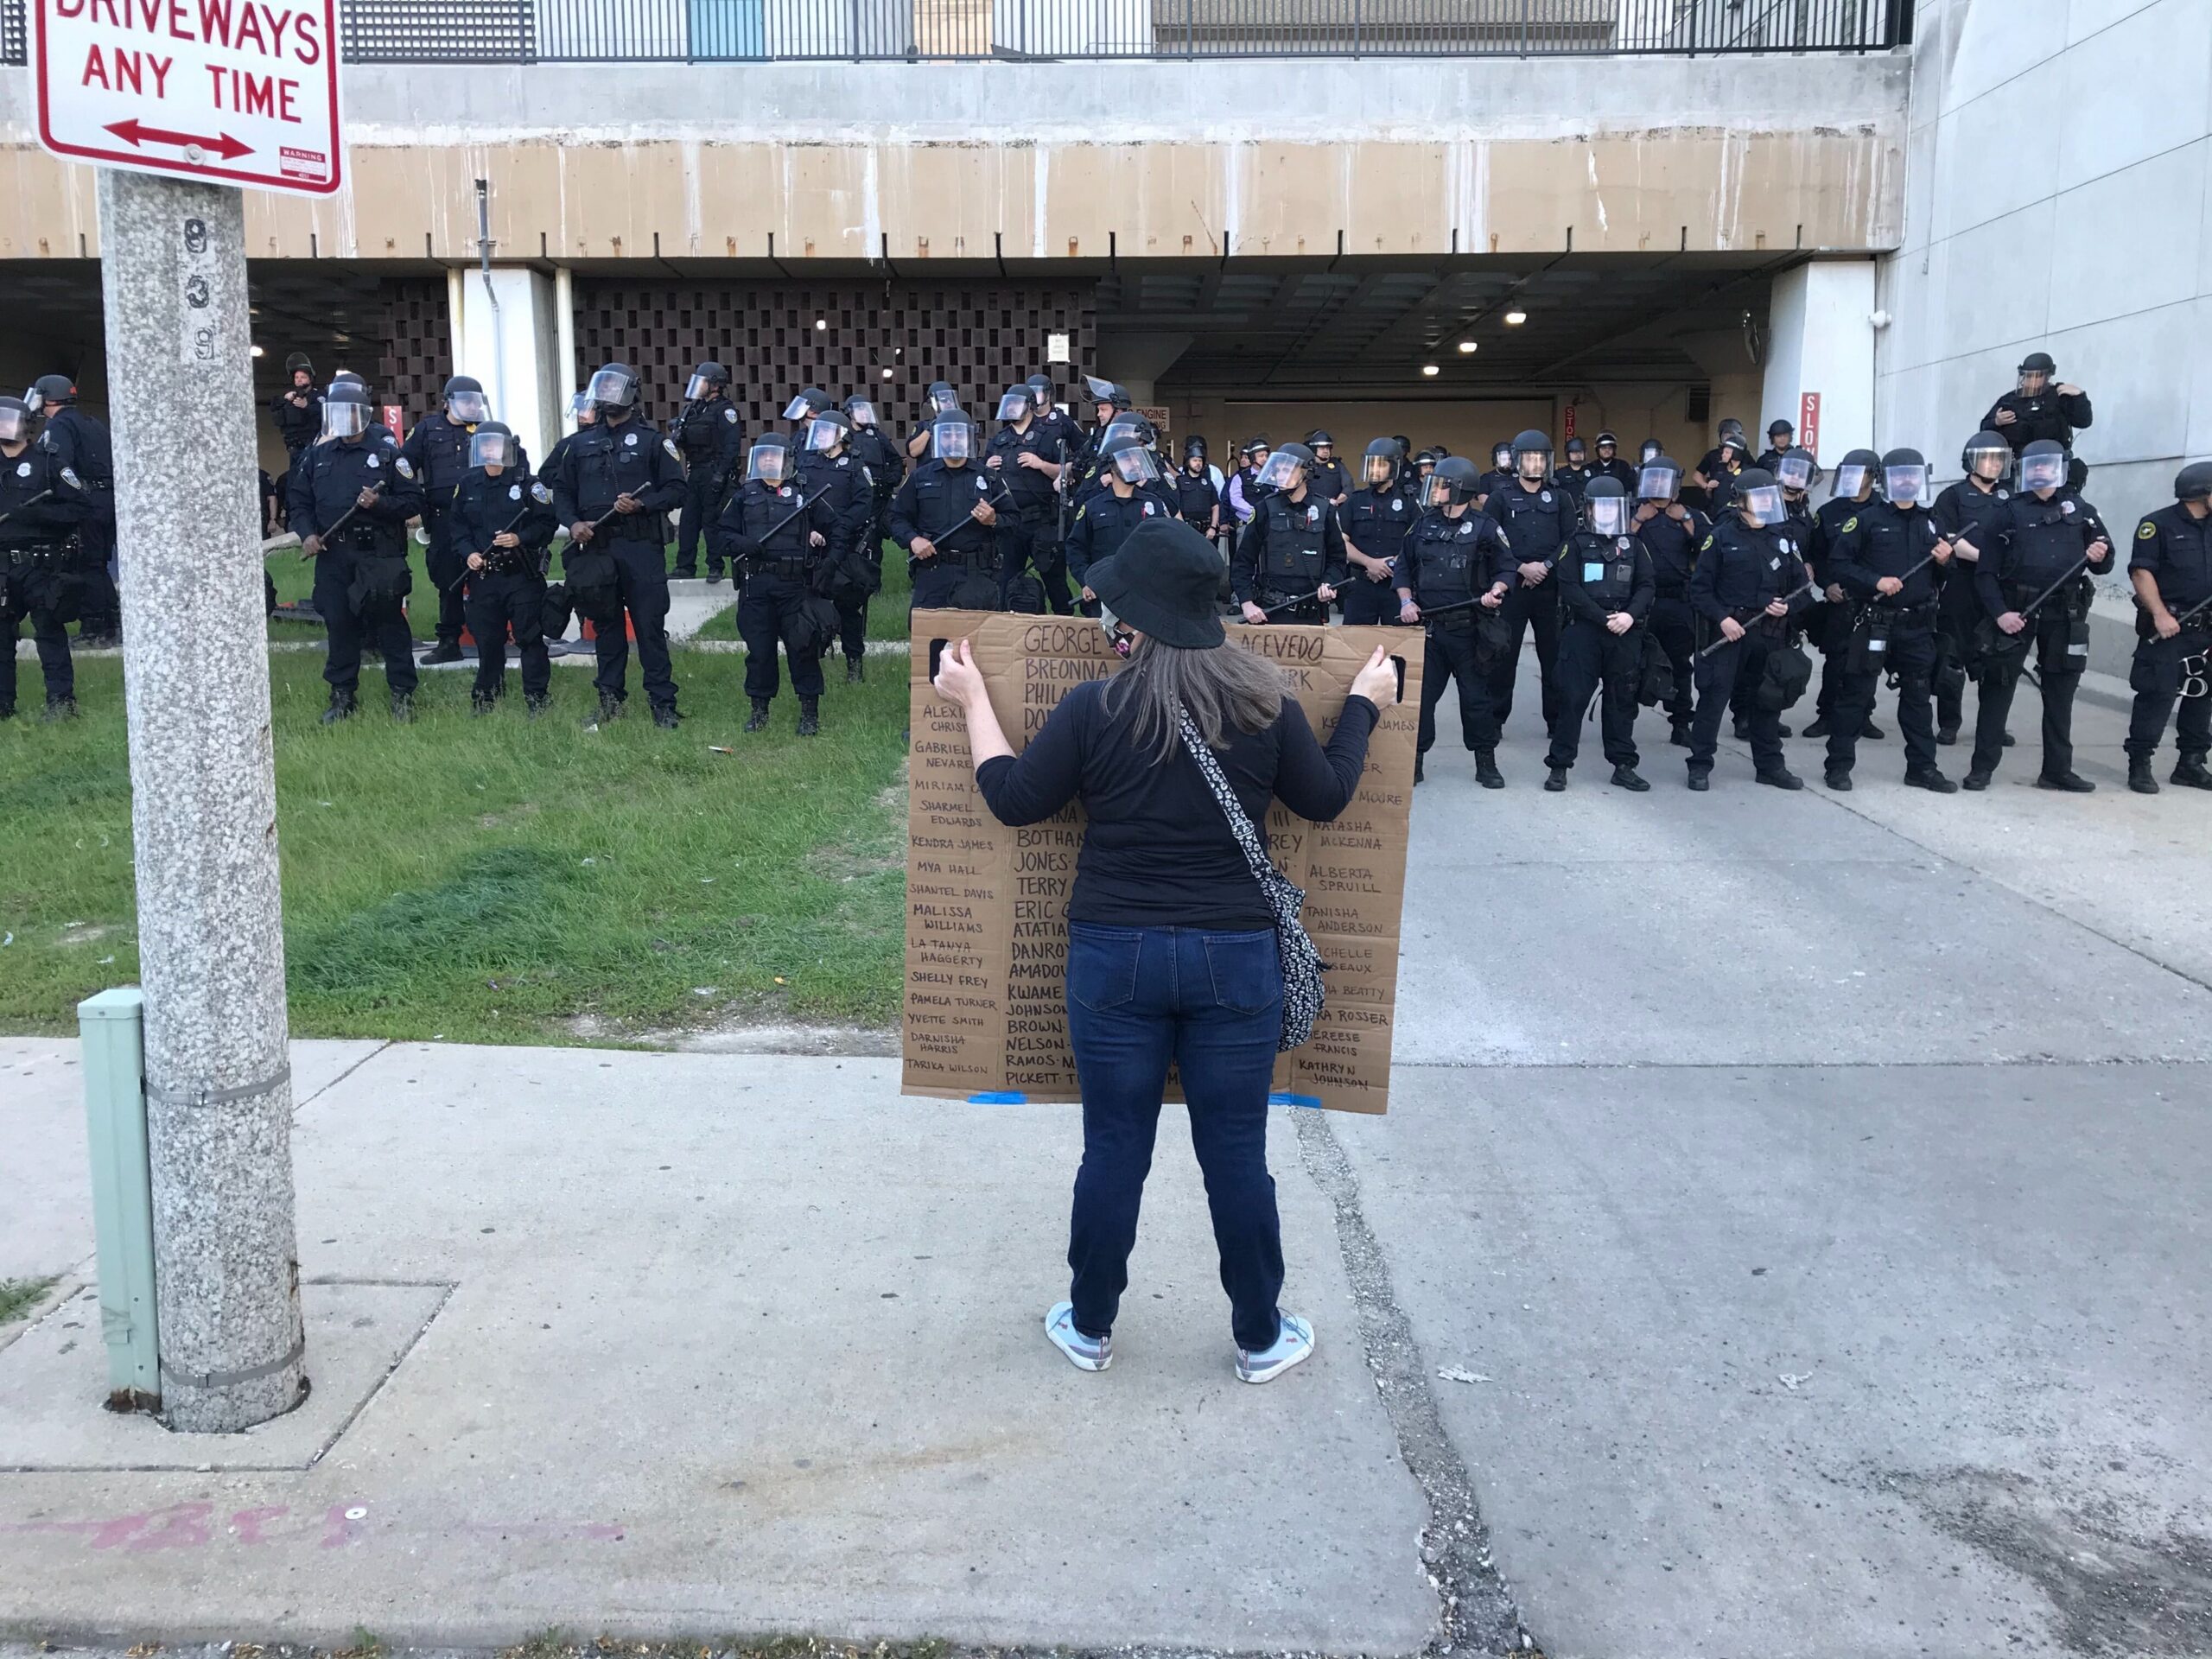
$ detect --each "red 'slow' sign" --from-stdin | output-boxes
[34,0,342,197]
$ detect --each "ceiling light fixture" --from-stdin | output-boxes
[1421,364,1440,378]
[1457,340,1478,354]
[1503,308,1529,327]
[249,344,265,357]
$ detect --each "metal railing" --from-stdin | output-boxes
[324,0,1904,63]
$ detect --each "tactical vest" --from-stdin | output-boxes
[1260,492,1327,588]
[418,416,474,497]
[1173,470,1219,524]
[1573,533,1637,607]
[1411,515,1484,605]
[740,479,817,573]
[2005,497,2091,594]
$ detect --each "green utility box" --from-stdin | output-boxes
[77,988,160,1410]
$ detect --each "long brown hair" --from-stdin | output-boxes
[1102,635,1286,762]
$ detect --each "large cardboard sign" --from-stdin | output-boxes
[904,614,1424,1114]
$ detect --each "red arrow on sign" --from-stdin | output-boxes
[103,118,252,162]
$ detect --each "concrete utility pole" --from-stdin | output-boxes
[97,168,307,1433]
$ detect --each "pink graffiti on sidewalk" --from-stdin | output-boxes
[0,1501,625,1552]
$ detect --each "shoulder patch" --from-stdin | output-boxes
[1840,516,1857,532]
[1700,533,1714,551]
[664,438,682,461]
[723,407,738,423]
[1074,505,1087,522]
[531,481,552,504]
[2139,519,2159,539]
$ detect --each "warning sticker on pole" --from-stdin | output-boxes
[33,0,343,197]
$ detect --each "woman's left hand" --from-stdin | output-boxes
[933,638,988,708]
[1350,643,1398,708]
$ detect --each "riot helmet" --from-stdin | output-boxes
[1766,418,1795,443]
[684,363,729,401]
[467,421,518,470]
[1881,447,1929,506]
[569,390,597,428]
[1255,441,1314,493]
[1183,435,1209,473]
[1490,440,1514,473]
[330,370,368,395]
[1512,429,1552,481]
[1833,448,1881,499]
[1363,437,1401,487]
[926,382,960,416]
[842,395,878,429]
[1100,430,1160,487]
[1734,467,1786,527]
[1429,455,1481,509]
[284,352,313,384]
[442,375,488,424]
[1026,373,1056,412]
[2018,351,2056,395]
[26,374,76,413]
[1594,430,1620,455]
[1306,429,1335,458]
[1240,436,1271,466]
[995,385,1033,423]
[932,413,975,464]
[1776,448,1816,494]
[1583,476,1631,536]
[321,379,373,441]
[782,387,830,423]
[1084,374,1129,416]
[1637,456,1683,502]
[747,435,793,486]
[1563,436,1588,464]
[586,363,640,418]
[2174,461,2212,505]
[1719,416,1747,445]
[803,410,852,454]
[2018,439,2067,495]
[1638,438,1663,465]
[0,397,30,446]
[1413,449,1439,475]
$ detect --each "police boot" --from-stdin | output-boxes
[2036,770,2095,793]
[1757,766,1804,791]
[1686,766,1711,792]
[0,701,14,721]
[320,690,356,726]
[1609,764,1650,793]
[1961,769,1993,791]
[1732,716,1753,741]
[705,565,726,587]
[1904,766,1959,794]
[652,704,681,731]
[744,697,771,734]
[42,694,78,721]
[1543,766,1567,792]
[797,697,821,738]
[1860,718,1885,740]
[390,691,415,723]
[524,693,550,720]
[422,639,464,666]
[471,691,496,717]
[846,656,865,684]
[1669,721,1692,748]
[582,690,623,729]
[2171,755,2212,790]
[1936,723,1961,746]
[2128,758,2160,795]
[1805,715,1834,738]
[1473,750,1505,790]
[1824,768,1852,791]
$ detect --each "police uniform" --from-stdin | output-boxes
[1232,488,1346,626]
[1930,476,2013,741]
[397,410,486,654]
[670,392,745,579]
[797,445,880,663]
[454,464,557,709]
[1634,500,1707,738]
[1063,486,1169,612]
[1968,488,2113,784]
[1589,454,1637,492]
[1310,454,1351,503]
[549,414,688,718]
[269,382,322,480]
[714,475,837,708]
[1169,462,1223,539]
[1483,478,1574,729]
[36,404,119,643]
[1548,527,1655,776]
[1551,461,1592,503]
[889,460,1010,611]
[1821,499,1945,781]
[1397,507,1513,764]
[1688,515,1811,778]
[0,439,88,715]
[289,435,427,706]
[988,422,1073,613]
[1980,386,2093,460]
[1339,484,1417,626]
[2123,503,2212,776]
[851,422,905,552]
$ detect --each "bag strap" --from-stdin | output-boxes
[1176,706,1278,893]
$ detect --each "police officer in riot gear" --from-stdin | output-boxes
[1929,432,2015,745]
[1637,438,1664,467]
[398,373,496,664]
[1404,447,1437,507]
[1229,436,1272,531]
[1982,351,2092,462]
[1753,418,1796,473]
[1485,429,1573,731]
[454,423,558,716]
[1687,468,1813,791]
[1965,439,2114,791]
[270,352,323,475]
[715,434,839,735]
[842,392,904,563]
[669,361,744,582]
[987,383,1071,616]
[27,374,120,647]
[1232,442,1345,626]
[1588,431,1637,491]
[1169,435,1224,545]
[1817,448,1957,792]
[2122,461,2212,794]
[1546,477,1656,791]
[1063,431,1169,612]
[1553,436,1592,501]
[0,395,89,719]
[1340,439,1417,626]
[1395,455,1514,787]
[550,361,688,728]
[796,406,881,676]
[1306,430,1350,504]
[290,380,427,723]
[1732,445,1818,741]
[906,381,965,463]
[1477,439,1516,504]
[1803,448,1882,741]
[1631,454,1707,747]
[892,410,1013,611]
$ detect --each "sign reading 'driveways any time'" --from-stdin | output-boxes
[34,0,342,196]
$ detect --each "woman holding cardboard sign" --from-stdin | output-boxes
[932,517,1397,1383]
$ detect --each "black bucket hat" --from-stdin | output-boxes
[1085,518,1226,649]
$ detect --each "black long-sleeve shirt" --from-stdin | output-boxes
[976,678,1380,929]
[1980,387,2093,457]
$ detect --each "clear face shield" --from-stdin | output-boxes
[1637,464,1680,502]
[1739,484,1786,527]
[1515,448,1551,483]
[585,368,634,410]
[1587,494,1630,536]
[1639,440,1662,464]
[2018,368,2050,397]
[1084,374,1116,403]
[931,388,962,416]
[995,391,1031,423]
[321,399,369,441]
[1834,463,1871,499]
[569,391,595,427]
[781,393,818,423]
[22,387,48,416]
[747,442,790,486]
[468,429,516,469]
[1777,454,1815,493]
[2019,451,2067,493]
[803,416,845,454]
[0,406,26,444]
[1966,445,2008,483]
[1255,451,1306,493]
[447,387,489,424]
[1109,446,1160,486]
[1884,463,1929,506]
[1363,454,1397,486]
[845,399,876,429]
[1491,447,1513,473]
[933,420,973,463]
[685,373,718,402]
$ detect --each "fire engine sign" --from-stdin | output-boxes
[34,0,343,196]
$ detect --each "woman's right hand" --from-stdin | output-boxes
[932,638,988,708]
[1350,644,1398,708]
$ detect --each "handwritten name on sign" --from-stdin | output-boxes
[903,614,1424,1115]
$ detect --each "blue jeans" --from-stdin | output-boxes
[1065,922,1286,1351]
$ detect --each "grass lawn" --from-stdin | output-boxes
[0,642,912,1044]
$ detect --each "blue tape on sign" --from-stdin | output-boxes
[1269,1091,1325,1109]
[968,1090,1029,1104]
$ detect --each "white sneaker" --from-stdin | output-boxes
[1045,1301,1112,1372]
[1236,1312,1315,1383]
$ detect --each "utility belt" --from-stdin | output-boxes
[2004,577,2089,618]
[748,553,814,581]
[1260,584,1326,611]
[2138,599,2212,640]
[480,548,539,577]
[4,539,72,566]
[1655,580,1690,601]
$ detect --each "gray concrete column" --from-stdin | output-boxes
[96,168,307,1433]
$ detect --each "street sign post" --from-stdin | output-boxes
[34,0,342,196]
[38,0,328,1433]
